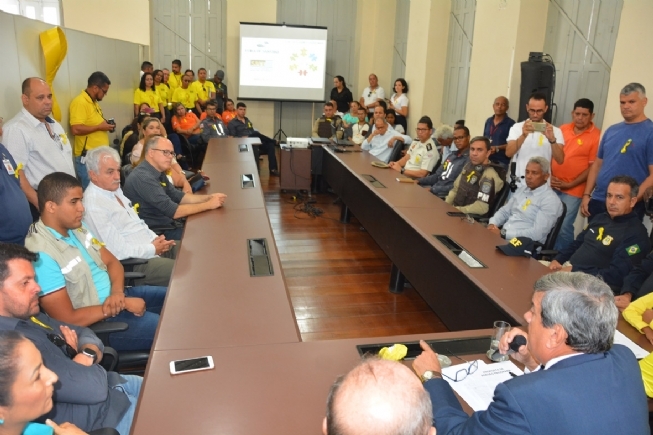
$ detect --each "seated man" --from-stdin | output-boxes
[0,125,32,245]
[348,106,369,145]
[83,147,177,287]
[24,172,168,352]
[487,157,563,244]
[0,242,142,435]
[123,136,226,241]
[413,271,649,434]
[227,102,279,176]
[312,102,344,140]
[547,175,649,291]
[445,136,505,215]
[389,116,439,178]
[616,250,653,310]
[361,118,411,163]
[199,100,228,143]
[323,358,434,435]
[432,124,455,160]
[417,126,471,198]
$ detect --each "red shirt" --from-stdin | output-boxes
[552,122,600,198]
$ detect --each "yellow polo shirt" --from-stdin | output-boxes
[133,89,162,113]
[69,90,108,156]
[168,73,182,91]
[190,80,215,102]
[156,84,171,104]
[172,87,198,110]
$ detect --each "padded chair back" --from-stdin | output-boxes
[488,182,510,219]
[387,140,404,163]
[317,121,333,138]
[542,202,567,251]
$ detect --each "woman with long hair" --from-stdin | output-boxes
[329,75,353,114]
[133,72,165,122]
[388,78,409,132]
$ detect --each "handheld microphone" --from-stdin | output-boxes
[491,334,527,360]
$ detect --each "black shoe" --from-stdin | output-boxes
[270,169,280,176]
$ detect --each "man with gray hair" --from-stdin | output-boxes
[488,156,562,244]
[413,271,649,434]
[581,82,653,222]
[82,146,177,287]
[433,124,455,161]
[324,358,434,435]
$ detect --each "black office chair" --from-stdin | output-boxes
[387,140,404,163]
[470,182,511,223]
[89,321,150,375]
[535,202,567,259]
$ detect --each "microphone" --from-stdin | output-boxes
[491,334,527,360]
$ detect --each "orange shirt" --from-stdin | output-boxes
[221,110,236,125]
[171,112,200,137]
[552,122,600,198]
[199,112,222,121]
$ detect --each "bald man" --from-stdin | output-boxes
[484,96,515,168]
[324,358,434,435]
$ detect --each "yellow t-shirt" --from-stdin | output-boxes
[69,90,108,156]
[156,84,171,104]
[190,80,216,102]
[133,89,162,112]
[172,87,198,109]
[168,73,182,91]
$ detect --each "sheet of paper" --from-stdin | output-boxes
[442,359,524,411]
[614,329,649,359]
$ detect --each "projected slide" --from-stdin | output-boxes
[241,37,326,89]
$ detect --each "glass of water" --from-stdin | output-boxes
[487,320,511,362]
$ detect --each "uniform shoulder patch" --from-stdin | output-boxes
[426,143,432,151]
[626,244,641,256]
[480,180,492,193]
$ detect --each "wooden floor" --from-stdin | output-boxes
[259,156,447,341]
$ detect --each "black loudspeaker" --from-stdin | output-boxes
[518,53,555,123]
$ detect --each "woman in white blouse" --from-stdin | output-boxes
[388,78,409,132]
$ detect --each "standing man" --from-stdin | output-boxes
[581,83,653,221]
[413,271,649,435]
[551,98,600,250]
[484,96,515,168]
[211,70,228,114]
[139,61,153,78]
[168,59,183,92]
[505,92,564,186]
[191,67,216,114]
[227,102,279,176]
[389,116,439,178]
[361,118,412,163]
[359,73,385,119]
[3,78,75,218]
[69,71,115,189]
[312,102,344,140]
[418,126,471,198]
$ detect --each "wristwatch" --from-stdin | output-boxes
[420,370,442,383]
[82,348,97,363]
[400,167,405,175]
[548,138,556,144]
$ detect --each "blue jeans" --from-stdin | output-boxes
[103,285,167,351]
[112,374,143,435]
[75,156,90,190]
[554,191,582,251]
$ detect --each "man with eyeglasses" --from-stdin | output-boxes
[505,92,564,186]
[191,67,216,114]
[359,73,385,119]
[3,78,76,220]
[69,71,115,189]
[417,126,471,198]
[123,136,226,240]
[199,100,228,144]
[0,242,143,435]
[388,116,439,178]
[413,271,649,434]
[361,118,412,163]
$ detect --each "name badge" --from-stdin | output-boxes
[3,159,15,175]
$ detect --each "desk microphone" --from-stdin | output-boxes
[491,334,527,360]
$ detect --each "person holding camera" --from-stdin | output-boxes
[3,78,76,221]
[505,92,564,187]
[69,71,116,189]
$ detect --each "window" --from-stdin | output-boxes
[0,0,60,25]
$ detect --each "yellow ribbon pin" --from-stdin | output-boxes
[133,203,140,214]
[577,139,583,145]
[14,163,24,179]
[538,135,544,146]
[621,139,632,154]
[466,170,476,183]
[522,199,532,210]
[596,227,604,241]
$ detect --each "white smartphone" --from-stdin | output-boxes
[169,355,214,375]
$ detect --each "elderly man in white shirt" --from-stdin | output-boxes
[3,78,75,216]
[82,146,177,287]
[361,118,412,163]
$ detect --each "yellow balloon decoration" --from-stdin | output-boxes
[39,27,68,122]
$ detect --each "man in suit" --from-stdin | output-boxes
[413,271,649,435]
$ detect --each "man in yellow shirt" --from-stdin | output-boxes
[191,68,215,114]
[167,59,183,91]
[69,71,115,189]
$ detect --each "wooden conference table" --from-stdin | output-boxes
[131,139,650,435]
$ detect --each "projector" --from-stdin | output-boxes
[286,137,310,148]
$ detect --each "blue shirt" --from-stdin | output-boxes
[0,143,32,245]
[23,422,54,435]
[484,115,516,166]
[594,119,653,201]
[34,226,111,303]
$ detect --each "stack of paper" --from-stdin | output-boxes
[613,329,649,359]
[441,360,523,411]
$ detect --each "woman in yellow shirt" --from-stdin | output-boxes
[134,72,165,122]
[154,69,171,107]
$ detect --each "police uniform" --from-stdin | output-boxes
[312,115,344,140]
[445,162,504,215]
[404,139,440,173]
[554,211,650,289]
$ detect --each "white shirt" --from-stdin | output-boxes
[3,108,75,188]
[507,120,564,183]
[390,93,409,114]
[361,86,385,110]
[82,181,158,260]
[405,139,440,172]
[362,129,412,163]
[351,122,369,145]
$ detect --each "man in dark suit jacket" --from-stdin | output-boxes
[413,271,649,435]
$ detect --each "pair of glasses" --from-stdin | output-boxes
[527,109,545,115]
[416,127,429,132]
[442,359,478,382]
[46,333,78,359]
[152,149,175,157]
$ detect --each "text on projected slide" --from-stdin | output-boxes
[240,37,326,89]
